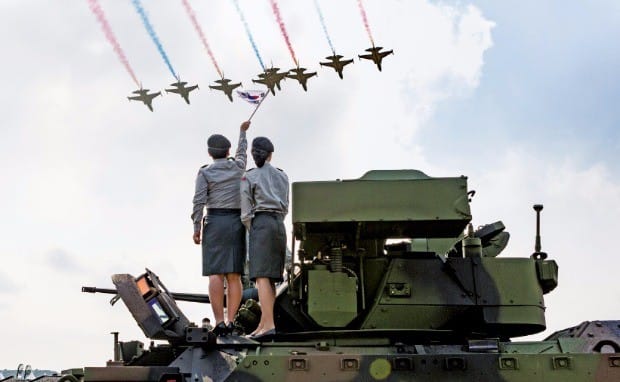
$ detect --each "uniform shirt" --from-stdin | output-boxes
[240,162,289,229]
[191,130,247,232]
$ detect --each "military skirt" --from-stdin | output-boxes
[249,212,287,282]
[202,209,246,276]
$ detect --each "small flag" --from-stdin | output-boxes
[237,90,266,104]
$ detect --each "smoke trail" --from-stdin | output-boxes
[357,0,375,46]
[269,0,298,67]
[87,0,139,86]
[181,0,223,78]
[313,0,335,54]
[131,0,178,79]
[232,0,265,70]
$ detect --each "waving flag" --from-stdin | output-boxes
[237,90,266,105]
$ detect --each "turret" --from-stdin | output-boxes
[276,170,559,339]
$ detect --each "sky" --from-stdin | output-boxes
[1,0,619,371]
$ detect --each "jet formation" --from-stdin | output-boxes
[127,87,161,112]
[127,45,392,110]
[165,79,199,104]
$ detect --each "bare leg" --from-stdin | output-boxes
[254,277,276,335]
[225,273,243,323]
[209,274,225,324]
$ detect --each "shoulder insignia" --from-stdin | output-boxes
[277,167,284,172]
[200,164,209,169]
[247,168,256,172]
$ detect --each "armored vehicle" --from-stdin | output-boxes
[65,170,619,381]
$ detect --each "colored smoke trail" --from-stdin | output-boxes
[232,0,265,70]
[357,0,375,46]
[131,0,178,79]
[181,0,222,78]
[269,0,298,67]
[87,0,139,86]
[313,0,335,54]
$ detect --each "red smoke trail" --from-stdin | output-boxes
[87,0,140,86]
[269,0,298,67]
[357,0,375,46]
[181,0,223,78]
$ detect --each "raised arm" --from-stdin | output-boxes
[235,121,250,170]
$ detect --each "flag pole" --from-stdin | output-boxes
[248,90,270,121]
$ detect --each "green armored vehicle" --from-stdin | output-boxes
[71,170,619,382]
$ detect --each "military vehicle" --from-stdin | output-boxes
[59,170,618,381]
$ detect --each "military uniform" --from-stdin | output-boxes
[241,162,289,282]
[192,130,247,276]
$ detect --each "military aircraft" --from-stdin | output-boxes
[252,67,288,95]
[165,79,199,104]
[209,77,242,102]
[286,66,317,91]
[358,46,394,71]
[319,54,354,79]
[127,87,161,112]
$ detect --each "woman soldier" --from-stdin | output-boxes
[240,136,289,338]
[191,121,250,336]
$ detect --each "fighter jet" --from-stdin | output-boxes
[320,54,354,79]
[358,46,394,71]
[286,66,317,91]
[127,87,161,112]
[252,67,288,95]
[165,79,199,104]
[208,77,242,102]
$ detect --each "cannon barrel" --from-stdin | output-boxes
[82,286,211,304]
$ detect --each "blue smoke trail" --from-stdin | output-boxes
[314,0,335,54]
[232,0,265,70]
[131,0,178,79]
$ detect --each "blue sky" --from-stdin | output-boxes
[0,0,618,370]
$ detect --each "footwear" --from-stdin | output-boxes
[212,321,228,336]
[226,322,236,335]
[249,328,276,339]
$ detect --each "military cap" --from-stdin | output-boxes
[207,134,231,157]
[252,136,274,153]
[207,134,231,150]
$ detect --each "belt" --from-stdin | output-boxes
[254,210,282,217]
[207,208,241,215]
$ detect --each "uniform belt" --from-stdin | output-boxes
[207,208,241,215]
[254,210,282,217]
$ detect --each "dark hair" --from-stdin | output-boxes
[251,137,274,168]
[252,148,270,168]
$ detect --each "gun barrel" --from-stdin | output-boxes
[82,286,116,294]
[81,286,211,304]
